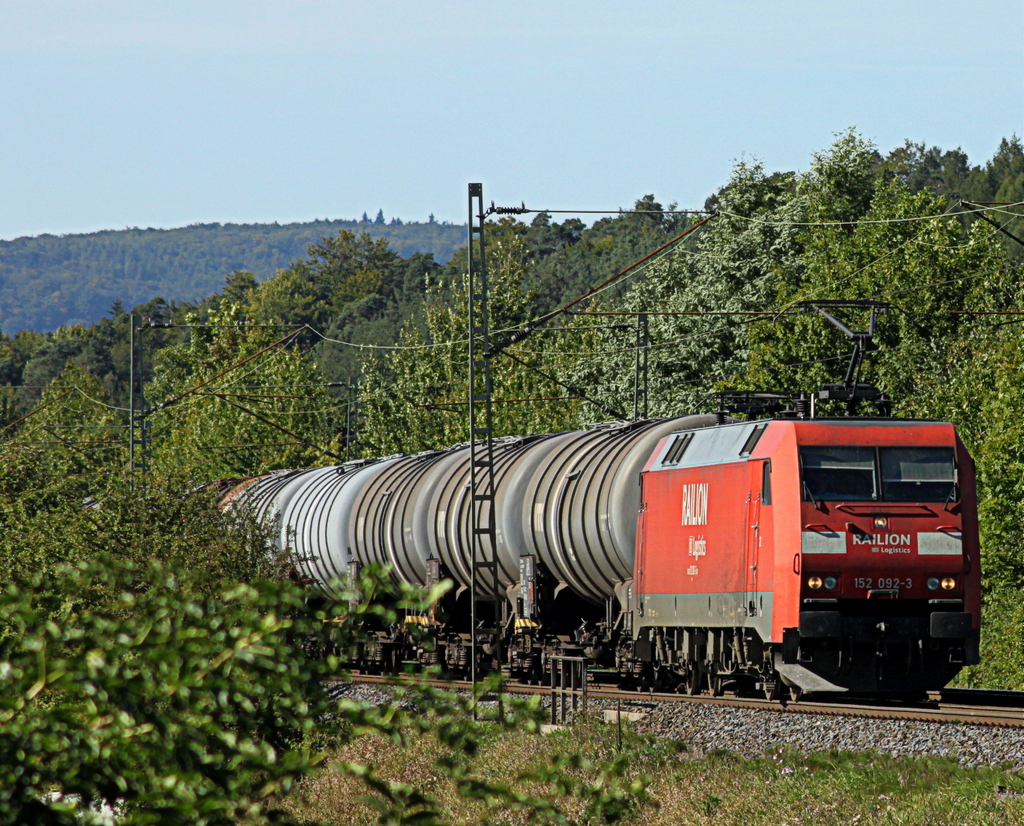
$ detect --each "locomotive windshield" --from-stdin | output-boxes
[801,447,876,500]
[879,447,956,502]
[800,446,955,503]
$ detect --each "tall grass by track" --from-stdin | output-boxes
[283,717,1024,826]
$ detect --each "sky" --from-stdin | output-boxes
[0,1,1021,240]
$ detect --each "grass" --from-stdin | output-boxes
[281,714,1024,826]
[955,589,1024,690]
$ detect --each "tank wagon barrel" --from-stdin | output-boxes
[230,414,717,602]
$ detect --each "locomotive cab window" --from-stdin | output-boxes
[800,446,957,503]
[800,447,877,501]
[879,447,955,502]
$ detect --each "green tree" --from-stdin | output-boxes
[0,555,650,825]
[358,219,591,455]
[147,302,338,480]
[565,162,803,419]
[0,556,342,825]
[9,361,126,477]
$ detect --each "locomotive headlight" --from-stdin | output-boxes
[807,576,823,590]
[823,576,838,590]
[927,577,940,590]
[873,517,888,529]
[941,577,956,590]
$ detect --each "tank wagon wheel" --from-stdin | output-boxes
[619,664,643,692]
[788,685,804,703]
[638,664,655,693]
[762,679,781,702]
[685,666,703,696]
[709,673,724,697]
[650,665,674,693]
[663,667,685,694]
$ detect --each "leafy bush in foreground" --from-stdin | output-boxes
[0,556,343,824]
[0,556,649,825]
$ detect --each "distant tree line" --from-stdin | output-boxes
[0,217,466,332]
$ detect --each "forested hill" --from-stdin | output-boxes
[0,217,466,332]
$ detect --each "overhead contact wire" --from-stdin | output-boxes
[501,351,625,420]
[206,393,342,461]
[488,214,716,357]
[716,200,1024,227]
[146,328,304,416]
[0,389,77,433]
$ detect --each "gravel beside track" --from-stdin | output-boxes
[632,701,1024,768]
[330,681,1024,768]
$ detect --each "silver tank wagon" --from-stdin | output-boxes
[230,414,717,603]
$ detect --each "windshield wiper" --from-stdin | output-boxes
[803,481,827,513]
[942,482,959,513]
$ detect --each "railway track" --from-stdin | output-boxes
[344,672,1024,728]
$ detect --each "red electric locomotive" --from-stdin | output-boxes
[632,417,980,698]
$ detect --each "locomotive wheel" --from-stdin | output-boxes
[762,679,781,702]
[710,673,724,697]
[788,685,804,703]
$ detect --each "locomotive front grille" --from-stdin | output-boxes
[821,598,961,618]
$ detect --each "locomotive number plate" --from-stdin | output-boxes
[854,577,912,590]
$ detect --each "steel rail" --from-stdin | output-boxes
[343,673,1024,728]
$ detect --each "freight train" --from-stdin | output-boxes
[228,412,980,699]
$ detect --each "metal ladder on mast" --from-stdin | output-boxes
[467,183,503,696]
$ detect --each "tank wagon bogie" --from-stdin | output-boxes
[228,413,981,698]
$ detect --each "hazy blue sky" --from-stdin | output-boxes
[1,1,1020,239]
